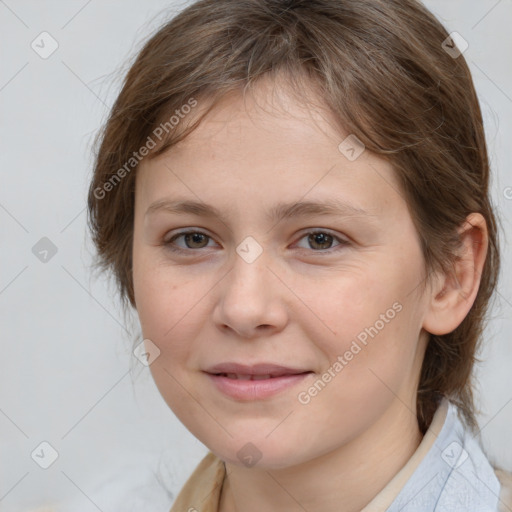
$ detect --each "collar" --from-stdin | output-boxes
[366,398,501,511]
[169,398,501,511]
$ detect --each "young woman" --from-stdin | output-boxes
[87,1,512,510]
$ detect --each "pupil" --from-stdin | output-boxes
[310,232,332,249]
[187,233,206,248]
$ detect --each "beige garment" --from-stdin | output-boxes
[360,399,449,511]
[169,403,512,512]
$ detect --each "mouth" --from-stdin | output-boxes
[205,362,312,376]
[212,372,312,380]
[203,363,314,400]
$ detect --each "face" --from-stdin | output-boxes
[132,77,432,469]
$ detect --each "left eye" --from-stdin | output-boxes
[294,231,348,251]
[164,231,216,251]
[163,230,348,254]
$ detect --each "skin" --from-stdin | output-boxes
[132,75,488,512]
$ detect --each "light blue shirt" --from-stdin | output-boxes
[385,400,501,511]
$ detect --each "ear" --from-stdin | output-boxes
[422,213,488,336]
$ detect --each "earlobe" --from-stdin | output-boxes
[422,213,488,336]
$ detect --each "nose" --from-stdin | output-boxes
[212,249,288,339]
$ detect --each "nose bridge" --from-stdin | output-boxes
[213,240,287,336]
[225,241,272,307]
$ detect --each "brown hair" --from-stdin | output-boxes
[87,0,501,433]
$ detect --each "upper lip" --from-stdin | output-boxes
[205,362,312,377]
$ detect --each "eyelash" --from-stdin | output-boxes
[162,229,350,255]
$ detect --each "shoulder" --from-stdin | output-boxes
[169,451,226,512]
[495,467,512,512]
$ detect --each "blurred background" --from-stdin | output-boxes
[1,1,511,510]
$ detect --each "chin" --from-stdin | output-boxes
[207,437,311,471]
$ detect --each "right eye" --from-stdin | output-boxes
[163,230,218,253]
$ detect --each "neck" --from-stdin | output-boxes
[220,400,423,512]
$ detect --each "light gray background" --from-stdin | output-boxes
[1,1,511,511]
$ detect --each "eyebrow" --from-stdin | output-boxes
[145,198,377,224]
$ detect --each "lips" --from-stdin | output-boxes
[205,364,313,400]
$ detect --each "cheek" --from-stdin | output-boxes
[290,262,404,339]
[295,299,420,436]
[132,254,215,386]
[132,259,207,412]
[297,259,423,382]
[133,250,196,336]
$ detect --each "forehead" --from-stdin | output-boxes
[135,76,404,220]
[172,76,342,153]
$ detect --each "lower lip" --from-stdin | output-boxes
[205,372,313,400]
